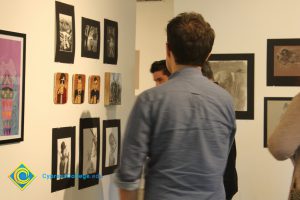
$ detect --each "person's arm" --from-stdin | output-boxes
[268,93,300,160]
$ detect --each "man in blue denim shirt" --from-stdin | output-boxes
[115,12,236,200]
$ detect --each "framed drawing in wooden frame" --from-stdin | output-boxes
[208,53,254,119]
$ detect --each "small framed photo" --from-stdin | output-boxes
[72,74,86,104]
[51,126,76,192]
[263,97,292,147]
[104,72,121,106]
[208,53,255,119]
[55,1,75,63]
[88,75,100,104]
[81,17,100,59]
[103,19,118,65]
[0,29,26,144]
[102,119,120,176]
[54,73,69,104]
[79,118,100,190]
[267,38,300,86]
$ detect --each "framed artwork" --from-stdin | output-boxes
[208,53,255,119]
[103,19,118,65]
[72,74,86,104]
[0,29,26,144]
[102,119,120,176]
[88,75,100,104]
[51,126,76,192]
[79,118,100,190]
[54,73,69,104]
[263,97,292,147]
[81,17,100,59]
[55,1,75,64]
[267,38,300,86]
[104,72,121,106]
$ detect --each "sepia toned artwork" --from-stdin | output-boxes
[55,1,75,63]
[103,19,118,64]
[102,119,120,176]
[88,75,100,104]
[54,73,69,104]
[104,72,121,106]
[267,39,300,86]
[51,126,75,192]
[209,54,254,120]
[0,29,26,144]
[72,74,86,104]
[81,17,100,59]
[263,97,292,147]
[79,118,100,189]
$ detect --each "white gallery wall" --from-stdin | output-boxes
[137,0,300,199]
[0,0,136,199]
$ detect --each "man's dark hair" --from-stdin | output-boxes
[167,12,215,66]
[150,60,171,76]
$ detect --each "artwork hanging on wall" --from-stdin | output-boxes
[104,72,121,106]
[54,73,69,104]
[0,29,26,144]
[208,53,255,120]
[102,119,120,176]
[81,17,100,59]
[51,126,75,192]
[88,75,100,104]
[267,38,300,86]
[263,97,292,147]
[72,74,86,104]
[79,118,100,190]
[103,19,118,65]
[55,1,75,64]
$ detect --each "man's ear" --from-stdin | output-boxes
[166,43,171,57]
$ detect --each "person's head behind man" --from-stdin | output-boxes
[150,60,171,86]
[166,12,215,72]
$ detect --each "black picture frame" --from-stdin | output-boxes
[103,19,118,65]
[55,1,75,64]
[79,118,100,189]
[102,119,120,176]
[0,29,26,144]
[267,38,300,86]
[51,127,76,192]
[208,53,255,119]
[263,97,292,147]
[81,17,100,59]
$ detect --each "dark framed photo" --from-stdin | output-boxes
[51,127,76,192]
[0,29,26,144]
[81,17,100,59]
[102,119,120,176]
[79,118,100,189]
[263,97,292,147]
[208,53,255,119]
[267,38,300,86]
[103,19,118,65]
[55,1,75,64]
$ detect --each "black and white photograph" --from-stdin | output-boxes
[104,72,122,106]
[102,119,120,176]
[55,1,75,63]
[208,54,254,119]
[103,19,118,64]
[51,127,75,193]
[79,118,100,189]
[263,97,292,147]
[81,17,100,59]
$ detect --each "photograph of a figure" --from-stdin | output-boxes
[54,73,68,104]
[274,46,300,76]
[88,75,100,104]
[72,74,85,104]
[59,14,72,52]
[57,138,71,177]
[81,17,100,59]
[104,72,121,106]
[83,127,97,175]
[103,19,118,64]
